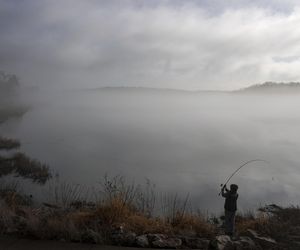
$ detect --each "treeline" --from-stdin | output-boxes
[239,81,300,93]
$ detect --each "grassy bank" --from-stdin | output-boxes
[0,174,298,249]
[0,176,215,241]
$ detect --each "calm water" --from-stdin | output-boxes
[1,89,300,212]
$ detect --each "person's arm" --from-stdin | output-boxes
[221,185,229,197]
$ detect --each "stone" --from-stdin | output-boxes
[182,236,210,249]
[136,234,150,248]
[81,229,102,244]
[233,236,261,250]
[111,230,136,247]
[147,233,167,242]
[151,237,182,249]
[211,235,234,250]
[111,225,124,245]
[245,229,276,249]
[258,204,282,214]
[122,232,137,246]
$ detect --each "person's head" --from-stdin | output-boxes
[230,184,238,193]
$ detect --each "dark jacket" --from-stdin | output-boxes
[222,189,238,212]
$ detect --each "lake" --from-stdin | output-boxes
[1,89,300,213]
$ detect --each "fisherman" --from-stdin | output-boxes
[221,184,238,237]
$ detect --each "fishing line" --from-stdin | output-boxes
[219,159,269,196]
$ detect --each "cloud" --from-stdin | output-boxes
[1,0,300,90]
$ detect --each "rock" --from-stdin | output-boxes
[111,230,136,247]
[245,229,276,249]
[211,235,234,250]
[147,233,167,242]
[151,237,182,249]
[136,235,150,248]
[81,229,102,244]
[147,234,182,248]
[233,236,261,250]
[182,236,210,249]
[111,225,124,245]
[212,234,262,250]
[258,204,282,214]
[123,232,137,246]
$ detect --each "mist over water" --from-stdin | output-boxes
[1,89,300,212]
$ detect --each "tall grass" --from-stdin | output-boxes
[0,174,217,242]
[132,178,156,218]
[47,174,91,208]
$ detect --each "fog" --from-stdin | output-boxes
[2,0,300,90]
[1,89,300,212]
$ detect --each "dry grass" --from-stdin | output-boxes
[256,206,300,241]
[47,176,90,208]
[0,180,32,209]
[0,201,16,233]
[236,212,269,234]
[67,211,95,227]
[94,196,138,227]
[0,175,217,243]
[235,205,300,249]
[171,213,216,237]
[124,214,169,234]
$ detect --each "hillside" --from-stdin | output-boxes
[237,82,300,93]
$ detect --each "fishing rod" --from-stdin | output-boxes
[218,159,268,196]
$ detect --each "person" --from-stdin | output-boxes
[221,184,238,237]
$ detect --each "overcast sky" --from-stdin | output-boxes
[1,0,300,90]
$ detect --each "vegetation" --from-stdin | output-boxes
[0,136,51,184]
[0,175,216,243]
[238,81,300,93]
[0,174,298,249]
[0,153,51,184]
[233,205,300,249]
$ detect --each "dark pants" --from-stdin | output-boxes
[224,210,236,235]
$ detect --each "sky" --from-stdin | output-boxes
[1,0,300,90]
